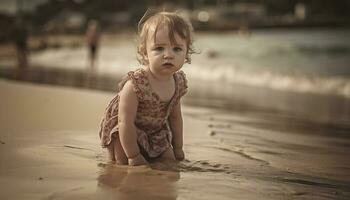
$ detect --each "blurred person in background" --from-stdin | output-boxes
[12,17,29,78]
[86,19,100,73]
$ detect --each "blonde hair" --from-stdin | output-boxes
[137,11,195,65]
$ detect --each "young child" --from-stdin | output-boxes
[99,11,195,166]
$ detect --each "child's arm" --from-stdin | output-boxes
[118,81,147,165]
[168,102,185,160]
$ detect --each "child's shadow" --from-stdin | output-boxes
[97,162,180,199]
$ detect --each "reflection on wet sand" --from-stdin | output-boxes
[97,162,180,200]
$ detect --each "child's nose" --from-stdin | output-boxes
[163,48,174,59]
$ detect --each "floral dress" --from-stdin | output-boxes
[99,68,188,158]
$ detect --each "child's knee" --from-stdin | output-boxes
[161,148,176,161]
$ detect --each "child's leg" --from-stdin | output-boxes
[159,147,176,161]
[106,140,116,161]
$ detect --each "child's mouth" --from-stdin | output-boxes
[162,63,174,67]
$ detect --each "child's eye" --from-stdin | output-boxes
[153,47,164,51]
[173,47,182,52]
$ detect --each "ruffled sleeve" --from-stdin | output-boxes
[177,70,188,98]
[117,70,146,101]
[169,70,188,109]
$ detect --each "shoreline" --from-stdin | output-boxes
[1,66,349,124]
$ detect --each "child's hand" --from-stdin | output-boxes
[173,148,185,161]
[128,153,148,166]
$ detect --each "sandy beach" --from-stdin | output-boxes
[0,79,349,200]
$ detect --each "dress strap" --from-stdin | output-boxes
[118,68,148,101]
[165,70,188,118]
[176,70,188,98]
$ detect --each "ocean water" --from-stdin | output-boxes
[189,28,350,97]
[184,28,350,122]
[24,27,350,121]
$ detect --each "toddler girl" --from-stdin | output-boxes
[99,11,194,166]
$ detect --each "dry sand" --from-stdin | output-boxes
[0,79,349,200]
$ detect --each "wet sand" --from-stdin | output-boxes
[0,79,350,200]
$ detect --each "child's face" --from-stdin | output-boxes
[145,25,187,77]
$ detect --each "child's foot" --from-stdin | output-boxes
[128,153,148,166]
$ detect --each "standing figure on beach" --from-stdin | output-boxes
[99,11,195,166]
[85,20,100,73]
[12,17,29,77]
